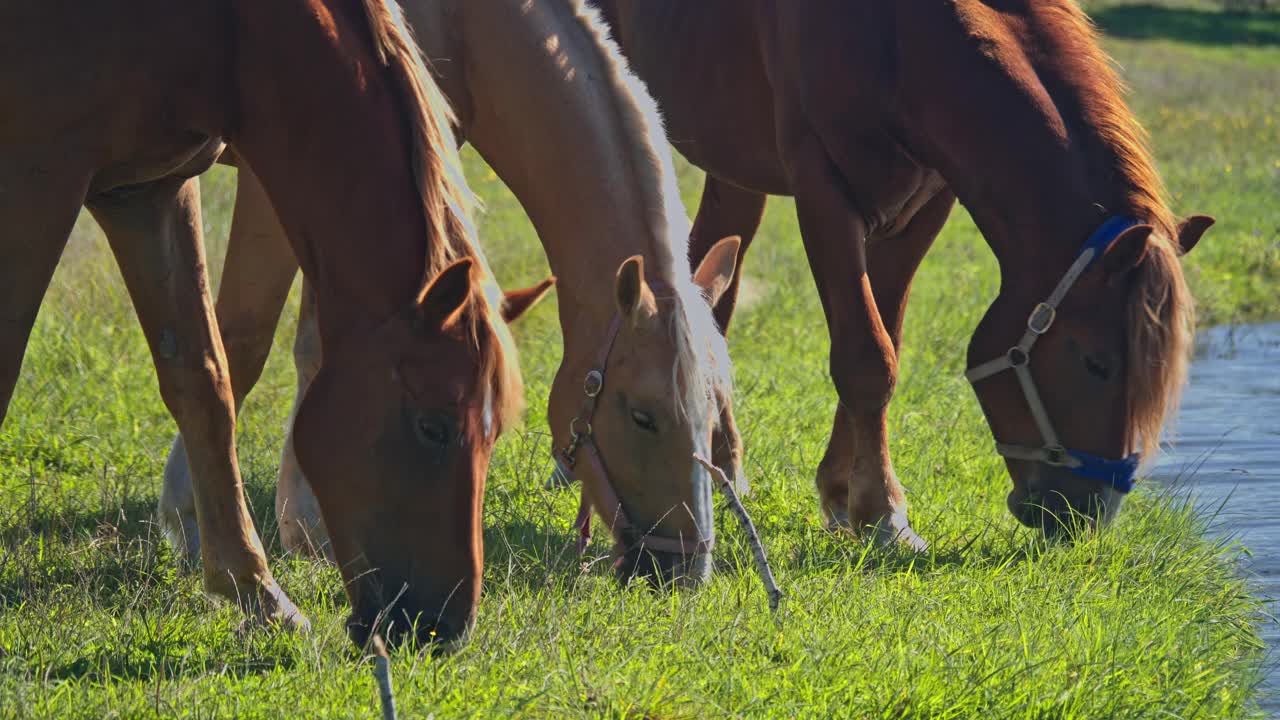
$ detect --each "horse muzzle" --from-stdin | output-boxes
[1008,463,1125,536]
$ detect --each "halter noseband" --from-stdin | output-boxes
[553,281,715,559]
[965,216,1142,494]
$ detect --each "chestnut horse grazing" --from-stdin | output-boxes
[0,0,533,646]
[594,0,1214,540]
[160,0,738,585]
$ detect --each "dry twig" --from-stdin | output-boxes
[372,635,398,720]
[694,454,783,612]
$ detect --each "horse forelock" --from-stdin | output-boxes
[1028,2,1192,461]
[1126,233,1193,463]
[562,0,733,420]
[358,0,523,431]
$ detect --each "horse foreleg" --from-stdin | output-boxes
[88,176,307,630]
[827,189,954,546]
[160,161,299,565]
[0,171,82,422]
[275,280,332,559]
[780,129,923,549]
[688,174,768,495]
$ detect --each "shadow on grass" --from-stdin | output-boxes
[785,522,1048,578]
[0,479,283,548]
[1093,4,1280,46]
[0,480,291,608]
[38,647,298,684]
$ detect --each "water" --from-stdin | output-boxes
[1153,322,1280,712]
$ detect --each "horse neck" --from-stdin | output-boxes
[230,0,433,345]
[447,0,689,342]
[895,2,1165,294]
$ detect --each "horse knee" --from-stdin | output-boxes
[290,318,321,383]
[153,348,234,431]
[830,342,897,414]
[292,344,320,383]
[219,325,276,393]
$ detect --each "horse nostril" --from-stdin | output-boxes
[345,611,375,649]
[615,547,686,588]
[418,620,458,647]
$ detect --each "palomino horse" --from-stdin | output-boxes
[160,0,740,584]
[0,0,542,646]
[593,0,1214,541]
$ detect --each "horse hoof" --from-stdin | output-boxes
[823,504,929,551]
[212,571,310,635]
[822,504,852,531]
[237,609,310,638]
[874,522,929,552]
[253,582,311,633]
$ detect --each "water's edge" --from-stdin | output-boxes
[1154,322,1280,713]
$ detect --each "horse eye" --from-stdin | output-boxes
[630,409,658,433]
[1084,354,1112,381]
[414,415,451,447]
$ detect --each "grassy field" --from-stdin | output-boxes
[2,5,1279,718]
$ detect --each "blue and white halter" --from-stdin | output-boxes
[965,217,1143,494]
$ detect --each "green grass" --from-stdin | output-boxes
[1089,3,1280,47]
[3,8,1279,719]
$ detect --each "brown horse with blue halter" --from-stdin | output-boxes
[965,217,1148,494]
[594,0,1215,542]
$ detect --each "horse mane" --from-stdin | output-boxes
[358,0,523,432]
[558,0,733,419]
[1029,2,1193,459]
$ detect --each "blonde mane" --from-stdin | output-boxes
[560,0,733,419]
[1032,2,1194,460]
[359,0,523,431]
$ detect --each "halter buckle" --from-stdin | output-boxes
[560,416,593,467]
[584,369,604,398]
[1027,303,1056,335]
[569,416,592,443]
[1043,445,1069,466]
[1007,346,1030,368]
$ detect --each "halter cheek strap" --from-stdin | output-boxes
[554,284,715,559]
[965,216,1142,494]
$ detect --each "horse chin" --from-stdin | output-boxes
[345,606,471,653]
[615,546,711,590]
[1006,465,1124,537]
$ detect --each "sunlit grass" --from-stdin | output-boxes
[1,9,1277,718]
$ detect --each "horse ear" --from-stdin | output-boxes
[1101,224,1154,282]
[501,276,556,323]
[692,236,741,306]
[615,255,656,326]
[415,258,474,330]
[1176,215,1215,256]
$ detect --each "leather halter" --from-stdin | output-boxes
[553,281,715,558]
[965,216,1142,494]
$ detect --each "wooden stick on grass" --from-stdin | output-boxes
[694,454,783,613]
[371,635,398,720]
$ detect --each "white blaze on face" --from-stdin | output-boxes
[482,386,494,439]
[689,414,715,548]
